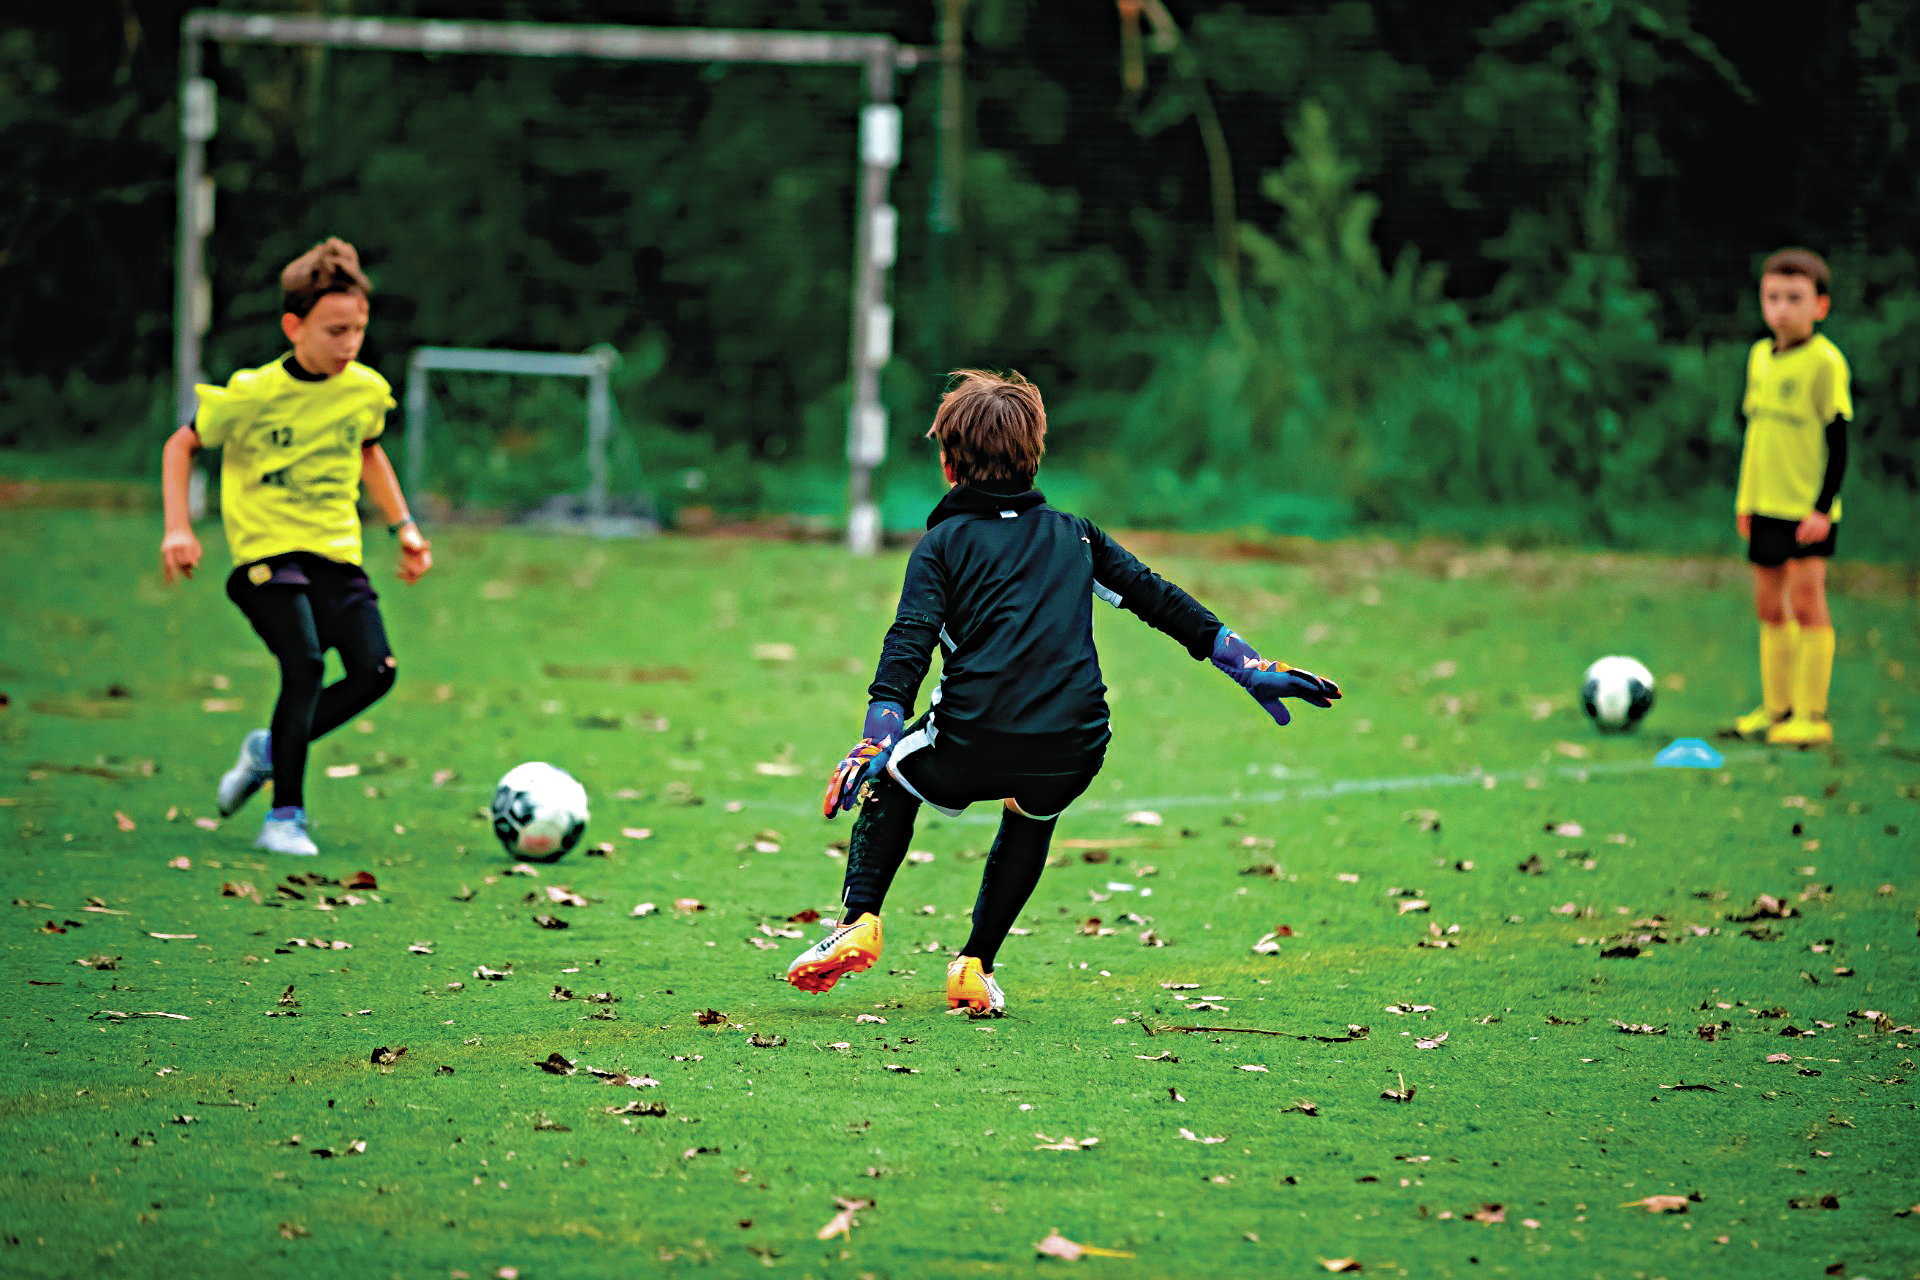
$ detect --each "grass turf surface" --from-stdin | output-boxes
[2,509,1917,1279]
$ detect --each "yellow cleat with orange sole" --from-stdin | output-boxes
[786,912,882,994]
[946,955,1005,1017]
[1766,715,1833,748]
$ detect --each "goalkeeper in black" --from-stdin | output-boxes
[786,370,1342,1015]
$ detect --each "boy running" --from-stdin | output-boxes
[1731,249,1851,747]
[159,238,432,855]
[787,371,1340,1014]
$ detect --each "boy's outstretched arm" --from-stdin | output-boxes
[1084,523,1341,725]
[823,548,944,818]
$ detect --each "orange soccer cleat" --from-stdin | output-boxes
[946,955,1005,1017]
[786,912,883,994]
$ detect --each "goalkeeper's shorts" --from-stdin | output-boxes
[886,715,1102,821]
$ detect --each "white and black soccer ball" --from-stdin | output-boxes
[1581,656,1655,733]
[490,762,590,861]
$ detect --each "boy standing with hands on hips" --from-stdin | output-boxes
[160,238,432,855]
[1731,249,1851,747]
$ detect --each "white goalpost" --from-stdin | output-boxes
[174,9,919,553]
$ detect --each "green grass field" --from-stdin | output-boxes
[2,508,1917,1280]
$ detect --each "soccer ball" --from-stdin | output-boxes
[1581,656,1655,733]
[490,762,590,861]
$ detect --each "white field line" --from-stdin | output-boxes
[1072,747,1769,817]
[581,745,1764,825]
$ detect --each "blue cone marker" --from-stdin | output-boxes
[1654,737,1724,769]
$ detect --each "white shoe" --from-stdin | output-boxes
[255,812,318,857]
[218,729,273,817]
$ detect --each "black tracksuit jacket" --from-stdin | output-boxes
[867,483,1223,769]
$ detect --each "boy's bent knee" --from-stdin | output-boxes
[281,650,326,690]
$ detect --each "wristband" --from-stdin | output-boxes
[388,518,418,538]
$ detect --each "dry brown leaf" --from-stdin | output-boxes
[1621,1195,1690,1213]
[1319,1260,1363,1274]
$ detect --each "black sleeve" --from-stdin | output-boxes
[1084,522,1222,660]
[867,540,947,711]
[1814,414,1848,514]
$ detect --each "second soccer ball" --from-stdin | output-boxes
[1581,656,1655,733]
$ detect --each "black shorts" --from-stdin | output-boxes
[225,551,382,626]
[1747,514,1837,568]
[887,717,1103,821]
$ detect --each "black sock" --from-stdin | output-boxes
[839,773,921,921]
[962,807,1058,971]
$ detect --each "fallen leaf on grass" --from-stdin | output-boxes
[1396,899,1430,915]
[695,1008,728,1026]
[94,1009,190,1022]
[748,1033,787,1048]
[534,914,570,930]
[147,932,197,941]
[1788,1194,1841,1210]
[1178,1128,1226,1144]
[1415,1033,1449,1049]
[630,902,658,917]
[1465,1204,1506,1225]
[673,897,705,913]
[1621,1195,1692,1213]
[1547,821,1584,837]
[883,1064,919,1074]
[536,1052,576,1076]
[1553,740,1590,759]
[278,1222,310,1240]
[1318,1259,1363,1274]
[165,854,189,869]
[1658,1081,1719,1092]
[1610,1020,1667,1035]
[1123,810,1163,827]
[1383,1003,1437,1015]
[1035,1229,1134,1260]
[605,1100,667,1117]
[544,885,588,907]
[369,1045,406,1067]
[855,1014,888,1025]
[1381,1074,1416,1102]
[1034,1132,1099,1151]
[473,965,512,980]
[73,954,120,970]
[816,1197,873,1240]
[1283,1100,1319,1116]
[1135,1051,1177,1063]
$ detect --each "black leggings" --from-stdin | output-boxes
[227,561,395,810]
[840,741,1101,971]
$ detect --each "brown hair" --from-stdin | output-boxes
[281,237,372,317]
[925,369,1047,487]
[1761,247,1830,296]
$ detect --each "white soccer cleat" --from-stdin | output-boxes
[255,812,318,857]
[218,729,273,817]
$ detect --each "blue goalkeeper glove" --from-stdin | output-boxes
[1210,627,1342,726]
[822,700,907,818]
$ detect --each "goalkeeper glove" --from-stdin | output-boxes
[822,700,907,818]
[1211,626,1342,726]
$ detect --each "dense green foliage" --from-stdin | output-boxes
[3,2,1917,546]
[4,511,1919,1276]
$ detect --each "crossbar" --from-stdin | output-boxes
[183,10,913,68]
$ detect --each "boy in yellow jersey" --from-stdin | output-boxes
[159,239,433,855]
[1732,248,1850,747]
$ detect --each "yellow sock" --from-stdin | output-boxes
[1760,620,1799,716]
[1794,625,1835,721]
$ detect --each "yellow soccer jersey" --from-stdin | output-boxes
[193,356,393,566]
[1735,333,1851,522]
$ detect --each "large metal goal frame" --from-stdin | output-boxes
[175,9,916,553]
